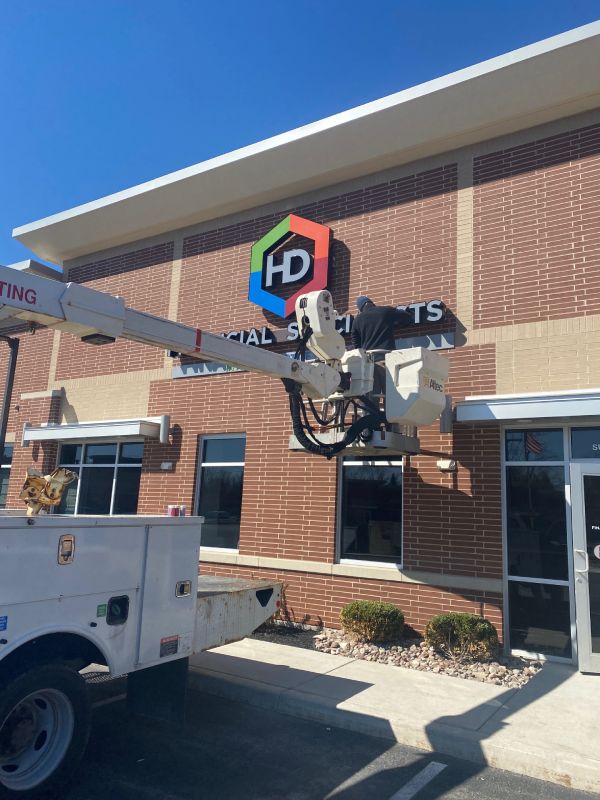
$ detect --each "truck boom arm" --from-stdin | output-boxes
[0,265,341,399]
[0,264,450,458]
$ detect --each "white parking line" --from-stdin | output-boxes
[388,761,447,800]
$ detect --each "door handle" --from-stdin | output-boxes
[574,548,589,573]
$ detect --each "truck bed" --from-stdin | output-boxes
[194,575,280,652]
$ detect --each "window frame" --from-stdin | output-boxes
[0,443,13,509]
[337,456,404,568]
[501,425,576,663]
[195,433,246,553]
[57,439,144,516]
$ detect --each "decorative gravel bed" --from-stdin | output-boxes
[251,624,542,689]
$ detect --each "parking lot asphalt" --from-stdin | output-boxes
[56,683,597,800]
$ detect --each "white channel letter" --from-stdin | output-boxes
[265,249,311,287]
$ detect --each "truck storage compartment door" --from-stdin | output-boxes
[0,516,147,605]
[136,519,201,668]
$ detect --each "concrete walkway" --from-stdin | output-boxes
[189,639,600,794]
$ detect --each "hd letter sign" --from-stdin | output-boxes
[248,215,331,318]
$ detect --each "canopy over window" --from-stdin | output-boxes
[456,389,600,423]
[22,415,170,444]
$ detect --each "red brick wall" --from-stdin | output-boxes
[138,371,338,563]
[198,562,504,640]
[473,122,600,328]
[179,165,457,334]
[138,346,502,579]
[56,242,174,379]
[5,393,62,510]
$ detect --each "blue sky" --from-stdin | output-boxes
[1,1,599,266]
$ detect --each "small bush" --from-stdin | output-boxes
[425,612,499,661]
[340,600,404,642]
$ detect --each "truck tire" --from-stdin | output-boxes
[0,664,91,798]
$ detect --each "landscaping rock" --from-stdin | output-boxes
[252,622,543,688]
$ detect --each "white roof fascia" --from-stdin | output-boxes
[22,416,164,443]
[456,389,600,423]
[7,260,64,281]
[13,22,600,265]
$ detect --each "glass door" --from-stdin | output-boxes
[570,462,600,673]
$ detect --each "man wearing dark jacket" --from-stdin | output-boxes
[351,296,411,352]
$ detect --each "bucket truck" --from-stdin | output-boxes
[0,265,450,797]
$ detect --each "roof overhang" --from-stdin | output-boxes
[13,22,600,265]
[456,389,600,423]
[22,415,170,444]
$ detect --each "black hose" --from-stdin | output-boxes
[285,383,385,459]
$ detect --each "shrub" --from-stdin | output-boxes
[425,612,499,661]
[340,600,404,642]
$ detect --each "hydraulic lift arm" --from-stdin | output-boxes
[0,265,450,458]
[0,265,341,398]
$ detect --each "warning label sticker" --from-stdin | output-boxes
[160,635,179,658]
[0,616,6,632]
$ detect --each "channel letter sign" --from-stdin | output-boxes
[248,214,331,318]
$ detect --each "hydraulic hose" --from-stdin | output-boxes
[285,382,386,459]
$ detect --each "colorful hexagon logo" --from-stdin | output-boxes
[249,214,331,318]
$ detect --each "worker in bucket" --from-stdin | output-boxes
[351,295,412,352]
[351,296,412,403]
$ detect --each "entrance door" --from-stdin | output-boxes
[571,462,600,673]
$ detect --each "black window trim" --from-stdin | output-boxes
[57,439,144,515]
[337,456,404,568]
[195,433,246,552]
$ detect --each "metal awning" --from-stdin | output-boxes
[456,390,600,423]
[22,415,170,444]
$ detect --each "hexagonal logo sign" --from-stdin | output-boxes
[249,215,331,318]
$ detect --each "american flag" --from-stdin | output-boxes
[525,432,544,455]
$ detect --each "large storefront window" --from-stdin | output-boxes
[57,441,143,515]
[504,429,572,658]
[340,458,403,563]
[196,435,245,550]
[0,444,13,508]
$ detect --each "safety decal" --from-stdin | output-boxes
[96,603,108,618]
[0,616,7,631]
[160,635,179,658]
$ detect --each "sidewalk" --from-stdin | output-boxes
[189,639,600,794]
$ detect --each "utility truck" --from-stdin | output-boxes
[0,265,450,797]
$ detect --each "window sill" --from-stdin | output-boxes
[197,550,502,592]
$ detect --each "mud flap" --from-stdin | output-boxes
[127,657,189,724]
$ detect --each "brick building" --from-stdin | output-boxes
[5,25,600,670]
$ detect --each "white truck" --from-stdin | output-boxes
[0,266,450,797]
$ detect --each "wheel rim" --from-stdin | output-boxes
[0,689,74,792]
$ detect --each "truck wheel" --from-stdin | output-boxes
[0,664,91,798]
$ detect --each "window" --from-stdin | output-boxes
[57,441,144,515]
[0,444,13,508]
[340,458,403,563]
[196,435,245,549]
[504,429,571,658]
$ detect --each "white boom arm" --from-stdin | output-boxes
[0,265,450,458]
[0,266,341,399]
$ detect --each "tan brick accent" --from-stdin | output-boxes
[455,157,474,335]
[56,368,170,423]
